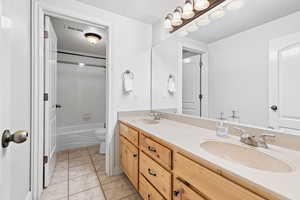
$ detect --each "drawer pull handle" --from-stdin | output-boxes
[148,146,157,153]
[148,168,157,176]
[133,154,138,158]
[147,194,151,200]
[173,190,181,197]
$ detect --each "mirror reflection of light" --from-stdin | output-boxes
[1,16,12,29]
[282,47,300,58]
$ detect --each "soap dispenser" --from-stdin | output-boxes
[216,121,228,137]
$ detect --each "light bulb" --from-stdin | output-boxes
[164,14,173,30]
[210,8,226,19]
[226,0,244,11]
[172,7,183,26]
[182,0,194,19]
[187,24,198,32]
[194,0,210,11]
[197,16,210,26]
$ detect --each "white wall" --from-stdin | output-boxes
[208,11,300,127]
[57,53,106,129]
[38,0,152,175]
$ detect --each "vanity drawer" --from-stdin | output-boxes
[174,153,265,200]
[173,178,206,200]
[120,123,139,146]
[140,152,172,200]
[140,133,172,169]
[139,174,165,200]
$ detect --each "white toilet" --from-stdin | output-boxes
[94,128,106,154]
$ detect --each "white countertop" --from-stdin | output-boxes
[119,116,300,200]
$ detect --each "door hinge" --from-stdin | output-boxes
[44,30,48,39]
[44,93,48,101]
[198,94,203,100]
[43,155,48,165]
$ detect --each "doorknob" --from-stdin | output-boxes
[2,130,28,148]
[270,105,278,111]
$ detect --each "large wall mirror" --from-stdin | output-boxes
[151,0,300,133]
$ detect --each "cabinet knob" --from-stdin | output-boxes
[173,190,180,196]
[133,154,137,158]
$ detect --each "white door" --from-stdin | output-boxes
[269,32,300,134]
[182,55,201,116]
[0,0,32,200]
[44,16,58,187]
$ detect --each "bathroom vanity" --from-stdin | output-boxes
[118,113,300,200]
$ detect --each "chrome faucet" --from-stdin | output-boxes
[234,127,275,149]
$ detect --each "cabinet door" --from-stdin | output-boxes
[173,178,206,200]
[120,136,139,189]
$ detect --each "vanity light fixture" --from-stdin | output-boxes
[197,16,210,26]
[182,0,195,19]
[164,14,173,30]
[226,0,244,11]
[84,32,102,44]
[172,7,183,26]
[194,0,210,11]
[210,8,226,19]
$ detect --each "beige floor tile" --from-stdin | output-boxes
[50,168,68,185]
[69,187,106,200]
[91,153,106,162]
[68,148,89,160]
[93,158,106,172]
[121,193,143,200]
[87,145,100,155]
[69,173,100,195]
[41,181,68,200]
[69,163,95,178]
[69,156,92,168]
[56,151,68,162]
[55,160,68,170]
[102,177,136,200]
[97,171,125,185]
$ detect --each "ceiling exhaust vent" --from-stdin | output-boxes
[65,25,84,33]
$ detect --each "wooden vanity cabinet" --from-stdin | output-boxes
[119,122,273,200]
[120,136,139,189]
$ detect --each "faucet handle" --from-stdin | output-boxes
[233,127,250,139]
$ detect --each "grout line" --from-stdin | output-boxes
[88,149,108,200]
[68,185,100,198]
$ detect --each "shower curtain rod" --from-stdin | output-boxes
[57,51,106,60]
[57,60,106,69]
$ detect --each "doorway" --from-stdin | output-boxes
[182,49,203,117]
[43,16,108,189]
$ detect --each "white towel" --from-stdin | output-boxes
[168,77,176,94]
[123,74,133,93]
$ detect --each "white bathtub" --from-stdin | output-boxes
[56,123,106,152]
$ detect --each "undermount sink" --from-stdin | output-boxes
[139,119,160,125]
[200,141,293,173]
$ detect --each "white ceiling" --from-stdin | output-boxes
[188,0,300,43]
[76,0,183,24]
[51,17,107,56]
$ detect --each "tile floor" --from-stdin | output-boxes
[41,145,142,200]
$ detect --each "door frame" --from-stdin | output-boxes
[31,2,113,199]
[178,38,209,117]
